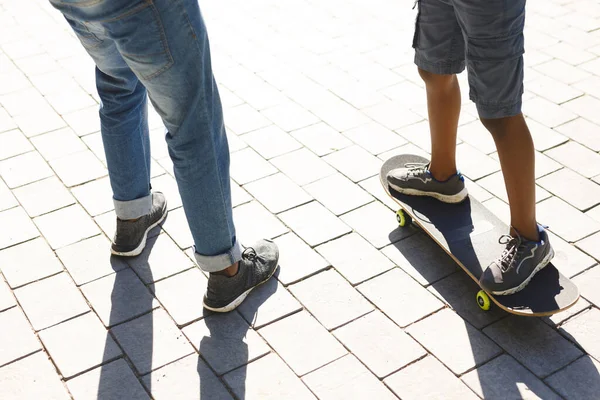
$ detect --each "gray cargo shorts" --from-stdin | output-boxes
[412,0,526,119]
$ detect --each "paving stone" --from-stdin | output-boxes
[555,117,600,152]
[14,272,89,331]
[290,269,373,330]
[142,354,231,400]
[224,104,271,134]
[279,201,350,247]
[304,173,373,216]
[358,175,402,211]
[258,310,347,376]
[407,308,501,374]
[70,176,114,216]
[384,355,478,400]
[261,101,320,132]
[50,149,107,187]
[527,75,583,104]
[524,97,577,128]
[273,232,329,285]
[311,99,371,131]
[545,141,600,179]
[382,232,458,287]
[0,108,16,133]
[0,177,17,211]
[231,181,252,208]
[343,122,406,155]
[46,86,96,115]
[0,306,40,367]
[0,151,53,188]
[0,129,33,160]
[317,232,394,285]
[13,108,67,138]
[289,122,352,156]
[127,234,195,284]
[559,308,600,362]
[56,235,126,286]
[0,352,70,400]
[0,277,15,312]
[456,143,501,181]
[152,268,208,326]
[341,201,416,249]
[223,353,317,400]
[13,176,75,217]
[81,132,107,165]
[539,168,600,211]
[39,312,121,378]
[462,354,561,400]
[67,358,150,400]
[159,208,193,251]
[244,173,312,214]
[0,237,64,288]
[233,200,289,244]
[81,268,158,327]
[183,311,270,375]
[241,125,303,159]
[537,197,600,242]
[535,59,591,84]
[230,147,277,185]
[323,145,382,183]
[525,118,570,152]
[545,356,600,400]
[0,206,39,250]
[477,170,550,205]
[111,308,194,375]
[271,148,336,186]
[458,120,497,155]
[358,268,444,327]
[544,297,592,327]
[237,273,302,328]
[303,354,397,400]
[62,106,101,137]
[333,310,425,378]
[30,127,86,161]
[363,99,423,130]
[563,94,600,126]
[0,87,48,117]
[34,204,100,249]
[483,316,582,378]
[395,120,437,154]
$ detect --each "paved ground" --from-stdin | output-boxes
[1,0,600,398]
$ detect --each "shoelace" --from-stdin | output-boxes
[242,247,258,262]
[497,234,525,273]
[403,162,430,177]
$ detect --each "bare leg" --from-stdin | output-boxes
[481,114,538,241]
[419,68,461,181]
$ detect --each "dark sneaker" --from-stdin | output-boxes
[386,162,468,203]
[111,192,168,257]
[480,225,554,295]
[203,239,279,313]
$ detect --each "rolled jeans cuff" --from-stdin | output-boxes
[194,239,243,273]
[114,194,152,220]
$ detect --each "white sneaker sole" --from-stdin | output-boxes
[389,183,469,204]
[202,263,279,313]
[490,247,555,296]
[110,206,168,257]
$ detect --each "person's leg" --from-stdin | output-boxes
[51,0,278,311]
[453,0,553,294]
[57,14,167,256]
[386,0,468,203]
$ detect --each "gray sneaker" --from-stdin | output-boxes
[386,163,468,203]
[479,226,554,295]
[111,192,168,257]
[203,239,279,313]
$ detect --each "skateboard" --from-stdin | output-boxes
[380,154,579,317]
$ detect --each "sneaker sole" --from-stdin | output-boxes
[202,263,279,313]
[388,183,469,204]
[110,205,168,257]
[490,247,555,296]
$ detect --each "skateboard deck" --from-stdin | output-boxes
[380,154,579,317]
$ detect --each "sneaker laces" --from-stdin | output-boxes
[497,234,525,273]
[403,162,430,177]
[242,247,258,262]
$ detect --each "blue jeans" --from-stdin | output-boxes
[413,0,526,119]
[50,0,241,272]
